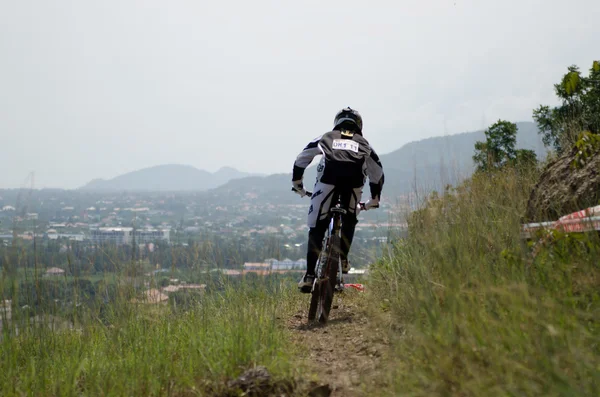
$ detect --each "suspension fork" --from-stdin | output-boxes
[331,214,343,279]
[316,214,341,281]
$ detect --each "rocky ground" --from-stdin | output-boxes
[526,149,600,221]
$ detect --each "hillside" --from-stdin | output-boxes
[214,121,546,200]
[80,165,257,192]
[78,123,545,196]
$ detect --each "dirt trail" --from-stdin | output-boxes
[287,290,390,396]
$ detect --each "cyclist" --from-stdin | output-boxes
[292,107,384,293]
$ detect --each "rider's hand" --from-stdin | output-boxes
[292,180,307,197]
[363,198,380,210]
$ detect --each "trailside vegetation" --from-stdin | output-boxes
[370,60,600,396]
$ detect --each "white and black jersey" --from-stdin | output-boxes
[293,129,384,199]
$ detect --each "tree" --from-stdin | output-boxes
[158,277,170,287]
[533,61,600,153]
[514,148,538,169]
[473,120,537,172]
[474,120,515,171]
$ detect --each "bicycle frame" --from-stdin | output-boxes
[293,185,375,323]
[317,206,344,288]
[293,186,362,324]
[309,196,346,323]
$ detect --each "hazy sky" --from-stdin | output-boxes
[0,0,598,189]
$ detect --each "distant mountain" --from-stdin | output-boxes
[212,122,547,201]
[80,165,258,191]
[377,121,546,196]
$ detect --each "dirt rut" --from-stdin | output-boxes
[287,290,390,396]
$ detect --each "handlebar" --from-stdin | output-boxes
[291,187,312,197]
[292,188,379,209]
[359,203,365,210]
[359,202,379,210]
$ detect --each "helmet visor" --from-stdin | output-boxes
[334,112,362,130]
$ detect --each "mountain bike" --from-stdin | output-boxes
[293,187,375,324]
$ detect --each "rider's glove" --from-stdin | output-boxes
[363,198,380,210]
[357,197,379,215]
[292,180,307,197]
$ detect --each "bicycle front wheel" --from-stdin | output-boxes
[308,234,335,323]
[318,234,340,324]
[308,280,321,322]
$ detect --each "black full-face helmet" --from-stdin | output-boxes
[333,107,363,133]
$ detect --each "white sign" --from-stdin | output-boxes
[332,139,359,153]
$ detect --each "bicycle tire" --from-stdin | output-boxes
[308,281,320,321]
[308,233,334,322]
[318,234,340,323]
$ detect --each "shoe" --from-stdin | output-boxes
[341,258,350,274]
[298,274,315,294]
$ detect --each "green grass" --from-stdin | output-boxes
[369,168,600,396]
[6,165,600,396]
[0,279,300,396]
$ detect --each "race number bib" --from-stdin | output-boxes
[332,139,359,153]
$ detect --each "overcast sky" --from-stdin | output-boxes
[0,0,598,189]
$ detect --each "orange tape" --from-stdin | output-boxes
[344,283,365,292]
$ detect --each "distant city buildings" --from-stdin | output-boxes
[243,258,306,274]
[46,230,85,241]
[25,213,38,220]
[135,228,170,244]
[90,227,133,245]
[45,267,65,276]
[90,227,170,245]
[0,188,395,269]
[268,258,307,270]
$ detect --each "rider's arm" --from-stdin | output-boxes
[293,135,323,181]
[365,148,384,200]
